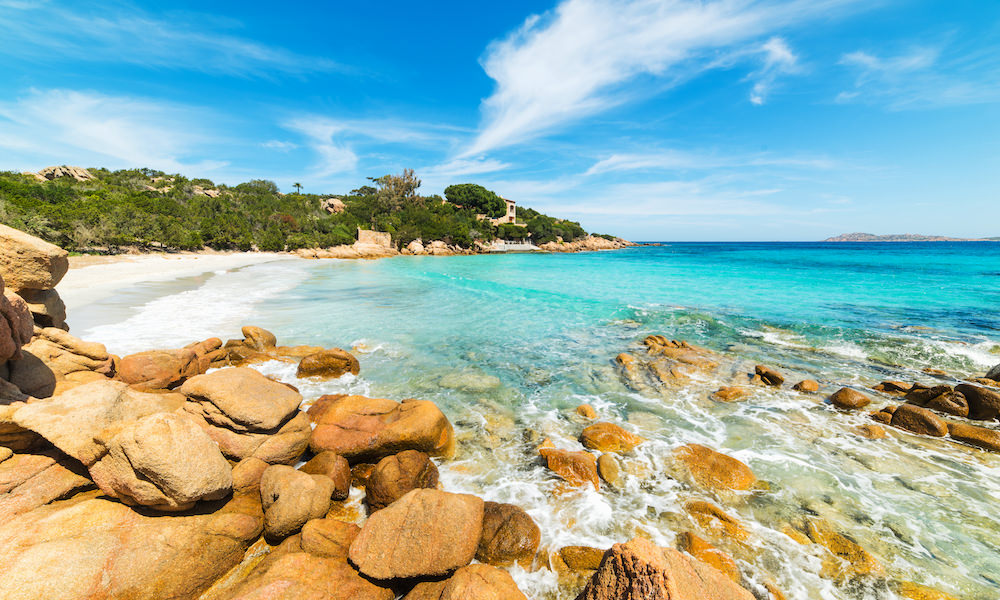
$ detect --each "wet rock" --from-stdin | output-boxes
[296,348,361,379]
[476,501,540,567]
[438,371,501,392]
[0,492,263,600]
[559,546,606,570]
[922,367,949,378]
[948,422,1000,452]
[88,412,233,511]
[0,451,93,521]
[924,391,968,417]
[308,395,455,462]
[539,447,600,490]
[828,387,872,410]
[684,500,750,542]
[241,325,277,351]
[617,338,719,393]
[574,536,753,600]
[352,463,377,487]
[796,517,884,578]
[118,347,202,390]
[349,488,484,580]
[873,381,912,395]
[895,580,960,600]
[673,444,756,493]
[856,424,887,439]
[890,404,948,437]
[580,422,644,453]
[260,465,335,540]
[403,563,528,600]
[0,223,69,292]
[755,365,785,387]
[365,450,439,512]
[13,380,183,464]
[676,531,741,583]
[986,363,1000,382]
[904,385,952,405]
[955,383,1000,421]
[576,404,598,419]
[597,453,623,488]
[870,408,894,424]
[300,451,351,500]
[712,386,750,402]
[300,518,360,559]
[792,379,819,393]
[223,552,394,600]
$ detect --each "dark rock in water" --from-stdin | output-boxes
[872,381,912,395]
[890,404,948,437]
[755,365,784,387]
[829,388,872,410]
[870,409,893,424]
[904,385,952,406]
[793,379,819,393]
[296,348,360,380]
[476,501,540,567]
[365,450,439,512]
[948,422,1000,452]
[574,537,753,600]
[560,546,606,570]
[924,391,969,417]
[986,363,1000,382]
[955,384,1000,421]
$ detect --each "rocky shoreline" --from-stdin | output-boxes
[3,224,996,599]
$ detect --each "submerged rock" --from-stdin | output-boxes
[792,379,819,393]
[684,500,750,542]
[890,404,948,437]
[365,450,439,512]
[476,501,540,567]
[948,422,1000,452]
[539,447,600,490]
[574,536,753,600]
[828,387,872,410]
[580,422,645,453]
[754,365,785,387]
[576,404,598,419]
[349,488,484,580]
[676,531,741,583]
[673,444,757,493]
[712,386,750,402]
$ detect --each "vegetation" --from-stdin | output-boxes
[0,167,591,252]
[443,183,505,218]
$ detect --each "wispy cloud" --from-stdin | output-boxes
[0,1,340,76]
[0,88,227,172]
[837,43,1000,108]
[464,0,862,156]
[585,149,836,176]
[747,37,798,105]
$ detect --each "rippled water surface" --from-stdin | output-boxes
[76,243,1000,599]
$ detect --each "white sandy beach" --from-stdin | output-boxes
[60,252,298,312]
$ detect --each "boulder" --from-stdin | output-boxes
[574,537,754,600]
[684,500,749,542]
[576,404,598,419]
[37,165,95,182]
[904,384,951,405]
[828,387,872,410]
[792,379,819,393]
[406,239,425,255]
[7,327,114,397]
[241,325,277,351]
[88,412,233,511]
[597,453,623,489]
[0,223,69,292]
[118,347,202,390]
[296,348,360,379]
[580,422,645,453]
[349,488,484,580]
[1,286,34,362]
[260,465,335,540]
[13,380,184,464]
[890,404,948,437]
[539,447,600,490]
[712,386,749,402]
[403,564,528,600]
[308,395,455,462]
[873,381,912,395]
[365,450,439,512]
[754,365,785,387]
[0,492,263,600]
[300,518,360,558]
[0,451,93,522]
[476,501,540,567]
[559,546,606,570]
[181,367,302,432]
[321,197,347,214]
[222,552,394,600]
[986,363,1000,382]
[676,531,740,583]
[856,424,887,439]
[948,422,1000,452]
[673,444,756,493]
[955,384,1000,421]
[232,457,270,492]
[16,288,67,330]
[924,391,968,417]
[300,451,352,500]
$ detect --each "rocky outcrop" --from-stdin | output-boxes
[828,387,872,410]
[365,450,439,512]
[616,337,719,393]
[403,564,528,600]
[308,394,455,462]
[0,223,69,293]
[295,348,360,379]
[580,422,645,453]
[260,465,335,540]
[0,492,263,600]
[349,488,484,580]
[118,347,204,390]
[476,501,540,567]
[538,235,633,253]
[7,327,114,397]
[15,287,67,330]
[574,537,754,600]
[1,276,34,362]
[36,165,95,181]
[0,451,93,522]
[539,447,600,490]
[672,444,756,493]
[88,412,233,511]
[321,196,346,214]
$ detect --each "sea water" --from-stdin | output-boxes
[73,243,1000,599]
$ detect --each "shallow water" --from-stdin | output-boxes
[74,243,1000,599]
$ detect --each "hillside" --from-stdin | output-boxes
[824,232,997,242]
[0,166,603,253]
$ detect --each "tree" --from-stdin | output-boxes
[368,169,422,224]
[293,182,302,194]
[443,183,505,218]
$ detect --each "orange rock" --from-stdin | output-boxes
[948,422,1000,452]
[539,448,600,490]
[754,365,784,387]
[296,348,360,379]
[856,424,887,439]
[828,387,872,410]
[895,580,960,600]
[673,444,756,492]
[684,500,750,542]
[580,422,644,453]
[558,545,606,570]
[712,386,750,402]
[890,404,948,437]
[792,379,819,393]
[575,404,598,419]
[676,531,741,583]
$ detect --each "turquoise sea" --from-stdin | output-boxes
[72,243,1000,600]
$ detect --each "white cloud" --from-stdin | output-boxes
[283,119,359,177]
[585,149,836,176]
[0,2,340,76]
[747,37,798,105]
[0,88,227,172]
[465,0,861,156]
[261,140,299,151]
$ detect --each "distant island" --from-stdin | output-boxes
[824,232,1000,242]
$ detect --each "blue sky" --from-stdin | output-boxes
[0,0,997,240]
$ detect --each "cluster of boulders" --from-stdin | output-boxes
[537,235,634,253]
[1,223,70,331]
